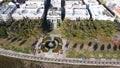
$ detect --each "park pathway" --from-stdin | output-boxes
[0,48,120,66]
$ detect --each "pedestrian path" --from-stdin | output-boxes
[0,48,120,66]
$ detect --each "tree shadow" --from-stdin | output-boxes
[107,43,111,49]
[119,46,120,50]
[19,40,26,46]
[113,45,117,51]
[31,39,38,47]
[72,43,77,48]
[7,37,12,40]
[65,40,70,48]
[93,43,98,51]
[17,38,22,41]
[80,43,84,49]
[100,44,105,51]
[41,0,52,32]
[88,41,92,46]
[10,37,17,42]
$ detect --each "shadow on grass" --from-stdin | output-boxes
[100,44,105,51]
[107,43,111,49]
[19,40,26,46]
[113,45,117,51]
[119,46,120,50]
[80,43,84,49]
[65,40,70,48]
[93,43,98,51]
[17,38,22,41]
[7,37,12,40]
[72,43,77,48]
[10,37,17,42]
[88,41,92,46]
[31,39,38,47]
[31,39,38,51]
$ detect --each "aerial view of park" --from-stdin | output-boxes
[0,0,120,68]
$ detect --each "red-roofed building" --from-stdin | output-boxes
[114,6,120,18]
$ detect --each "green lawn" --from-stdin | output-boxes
[0,36,36,53]
[66,41,120,58]
[49,19,120,58]
[0,19,42,53]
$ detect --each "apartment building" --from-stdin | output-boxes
[65,0,90,20]
[47,0,61,30]
[12,0,44,20]
[89,5,115,21]
[0,3,17,21]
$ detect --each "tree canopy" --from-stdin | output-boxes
[0,19,42,39]
[61,19,120,41]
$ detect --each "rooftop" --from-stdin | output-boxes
[65,0,84,9]
[47,7,61,17]
[74,9,89,16]
[114,6,120,15]
[0,0,3,2]
[20,0,44,9]
[83,0,99,5]
[0,4,16,14]
[89,5,115,21]
[51,0,61,8]
[12,8,44,20]
[13,8,43,15]
[66,8,89,16]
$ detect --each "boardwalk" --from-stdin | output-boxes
[0,48,120,66]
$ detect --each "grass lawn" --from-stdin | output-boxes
[0,36,37,53]
[66,40,120,58]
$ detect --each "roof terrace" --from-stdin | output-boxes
[65,0,83,8]
[0,5,16,14]
[47,7,61,19]
[20,0,44,9]
[89,5,115,21]
[65,0,90,20]
[83,0,99,5]
[51,0,61,8]
[12,8,44,20]
[65,8,90,20]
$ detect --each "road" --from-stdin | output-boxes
[0,48,120,66]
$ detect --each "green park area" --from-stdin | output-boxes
[0,19,120,58]
[0,19,42,53]
[61,19,120,58]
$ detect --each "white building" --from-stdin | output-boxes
[65,0,82,8]
[20,0,44,9]
[83,0,99,6]
[47,8,61,30]
[104,0,118,6]
[12,8,44,20]
[65,0,90,20]
[12,0,44,20]
[89,5,115,21]
[102,0,120,18]
[66,8,90,20]
[0,0,3,4]
[0,3,17,21]
[51,0,61,8]
[47,0,61,30]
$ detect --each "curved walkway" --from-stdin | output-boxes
[0,48,120,66]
